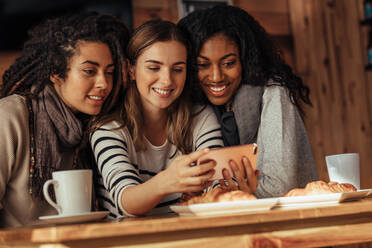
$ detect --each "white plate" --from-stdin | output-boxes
[170,198,278,216]
[39,211,110,224]
[273,189,372,209]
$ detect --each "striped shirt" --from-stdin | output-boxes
[90,105,223,217]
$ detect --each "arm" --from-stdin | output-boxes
[0,105,12,209]
[120,149,214,215]
[193,106,258,192]
[0,96,29,209]
[91,125,215,216]
[123,106,224,215]
[255,86,318,198]
[90,126,138,216]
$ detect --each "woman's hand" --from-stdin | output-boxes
[219,156,259,193]
[157,148,216,195]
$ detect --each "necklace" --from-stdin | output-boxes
[26,95,36,196]
[225,100,234,112]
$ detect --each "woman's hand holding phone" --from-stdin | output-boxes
[196,144,259,193]
[158,148,216,194]
[219,157,259,194]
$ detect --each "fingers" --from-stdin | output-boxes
[186,169,215,185]
[243,157,258,192]
[219,179,228,188]
[227,157,258,193]
[236,158,247,179]
[171,149,214,178]
[229,160,250,192]
[222,168,238,190]
[187,159,216,178]
[184,148,210,165]
[181,172,214,192]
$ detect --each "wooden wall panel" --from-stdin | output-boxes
[232,0,295,68]
[289,0,372,188]
[132,0,295,68]
[233,0,291,36]
[0,52,19,86]
[132,0,179,29]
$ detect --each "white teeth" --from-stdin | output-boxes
[153,88,171,95]
[89,96,104,100]
[209,85,227,92]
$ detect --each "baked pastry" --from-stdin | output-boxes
[179,186,257,205]
[217,190,257,202]
[283,180,357,197]
[328,181,357,193]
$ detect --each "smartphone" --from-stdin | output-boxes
[197,144,258,180]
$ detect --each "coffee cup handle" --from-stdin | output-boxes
[43,179,62,214]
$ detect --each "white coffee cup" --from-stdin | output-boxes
[43,169,92,215]
[325,153,360,190]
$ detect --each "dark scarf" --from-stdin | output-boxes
[212,105,240,146]
[212,84,264,146]
[30,84,84,197]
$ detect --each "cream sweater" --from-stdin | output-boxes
[0,95,57,228]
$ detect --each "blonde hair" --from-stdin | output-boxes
[123,19,194,153]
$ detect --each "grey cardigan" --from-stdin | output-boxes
[231,84,319,198]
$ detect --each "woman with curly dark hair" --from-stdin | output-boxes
[0,12,129,228]
[178,5,318,198]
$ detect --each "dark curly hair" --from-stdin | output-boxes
[177,5,311,115]
[1,11,129,116]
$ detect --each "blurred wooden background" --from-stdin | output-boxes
[1,0,371,189]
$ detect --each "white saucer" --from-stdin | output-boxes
[39,211,110,224]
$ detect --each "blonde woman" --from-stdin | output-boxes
[90,20,223,217]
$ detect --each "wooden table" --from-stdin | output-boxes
[2,198,372,248]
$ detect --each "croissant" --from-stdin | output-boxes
[328,181,357,193]
[284,180,357,197]
[216,190,257,202]
[179,186,257,205]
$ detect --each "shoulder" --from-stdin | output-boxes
[0,95,28,127]
[191,104,220,133]
[260,84,301,122]
[91,120,132,145]
[263,84,288,98]
[191,104,218,128]
[190,104,223,150]
[0,95,29,155]
[262,85,292,105]
[97,120,123,130]
[192,104,215,119]
[0,94,27,114]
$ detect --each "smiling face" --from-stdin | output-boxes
[197,34,242,106]
[129,40,187,112]
[51,41,114,115]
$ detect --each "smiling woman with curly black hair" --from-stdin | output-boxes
[178,5,319,198]
[0,12,130,228]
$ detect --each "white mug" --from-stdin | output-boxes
[325,153,360,190]
[43,169,92,215]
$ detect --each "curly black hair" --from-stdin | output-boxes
[177,5,311,115]
[1,11,130,115]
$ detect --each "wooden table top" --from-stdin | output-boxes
[2,197,372,246]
